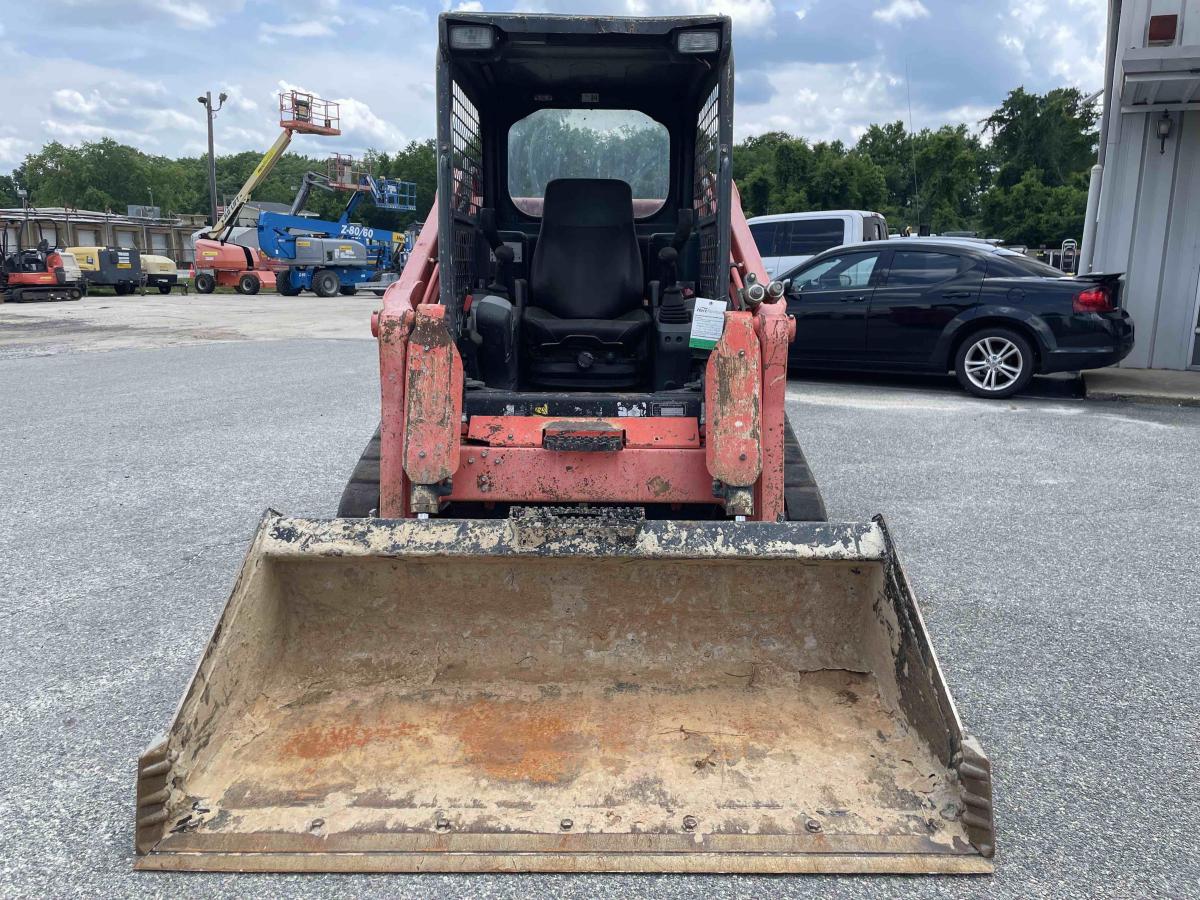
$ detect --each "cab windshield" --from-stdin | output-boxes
[507,108,669,217]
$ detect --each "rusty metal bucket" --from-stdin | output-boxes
[135,510,994,874]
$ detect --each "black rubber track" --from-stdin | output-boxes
[335,421,828,522]
[336,426,382,518]
[782,419,828,522]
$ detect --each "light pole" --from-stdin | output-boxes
[16,186,28,248]
[197,91,228,227]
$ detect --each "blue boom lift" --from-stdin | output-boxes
[257,154,417,297]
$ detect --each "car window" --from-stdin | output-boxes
[992,251,1067,278]
[885,251,966,287]
[792,252,880,291]
[749,222,780,257]
[779,219,845,256]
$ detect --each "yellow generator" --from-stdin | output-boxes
[141,255,179,294]
[66,246,142,296]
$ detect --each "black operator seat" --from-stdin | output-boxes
[522,178,651,364]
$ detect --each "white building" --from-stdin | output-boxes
[1083,0,1200,370]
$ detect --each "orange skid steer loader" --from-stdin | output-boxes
[135,13,994,875]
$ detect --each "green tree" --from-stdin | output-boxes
[731,132,888,218]
[854,122,990,232]
[980,168,1089,246]
[983,87,1098,188]
[0,174,18,207]
[14,139,196,213]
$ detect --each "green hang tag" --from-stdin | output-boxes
[689,297,728,350]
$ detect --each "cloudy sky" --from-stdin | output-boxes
[0,0,1107,172]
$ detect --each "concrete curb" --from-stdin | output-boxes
[1083,375,1200,407]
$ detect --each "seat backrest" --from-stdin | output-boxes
[529,178,643,320]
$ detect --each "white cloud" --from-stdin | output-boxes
[258,19,341,43]
[999,0,1105,89]
[452,1,484,10]
[219,85,259,113]
[53,0,246,30]
[736,60,894,143]
[50,89,100,116]
[873,0,930,25]
[734,56,996,147]
[48,84,193,135]
[0,136,33,168]
[43,119,157,146]
[391,3,431,20]
[156,0,216,29]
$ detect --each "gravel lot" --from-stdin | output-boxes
[1,309,1197,899]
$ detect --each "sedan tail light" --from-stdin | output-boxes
[1073,286,1114,313]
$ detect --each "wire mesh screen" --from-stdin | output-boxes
[698,229,719,298]
[694,85,721,297]
[693,86,719,220]
[450,82,482,219]
[450,222,475,305]
[439,77,482,319]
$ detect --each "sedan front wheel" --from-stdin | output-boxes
[955,327,1034,399]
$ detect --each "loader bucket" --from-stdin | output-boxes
[135,510,994,874]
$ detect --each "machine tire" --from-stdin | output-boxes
[157,283,172,295]
[783,420,828,522]
[114,283,131,296]
[195,273,216,294]
[372,289,387,298]
[70,289,82,301]
[339,285,358,296]
[336,426,382,518]
[277,272,301,296]
[239,274,261,295]
[313,270,340,298]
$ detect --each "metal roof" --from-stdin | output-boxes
[1120,47,1200,113]
[0,207,187,226]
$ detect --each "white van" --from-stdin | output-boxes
[748,210,889,278]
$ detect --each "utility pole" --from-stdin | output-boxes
[905,57,921,232]
[16,185,29,248]
[197,90,228,228]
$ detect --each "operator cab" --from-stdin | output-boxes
[435,13,733,395]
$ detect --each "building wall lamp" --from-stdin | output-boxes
[1157,111,1173,154]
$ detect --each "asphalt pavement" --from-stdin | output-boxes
[1,337,1197,899]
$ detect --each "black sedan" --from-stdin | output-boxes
[779,238,1134,398]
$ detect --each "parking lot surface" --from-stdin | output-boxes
[1,303,1197,899]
